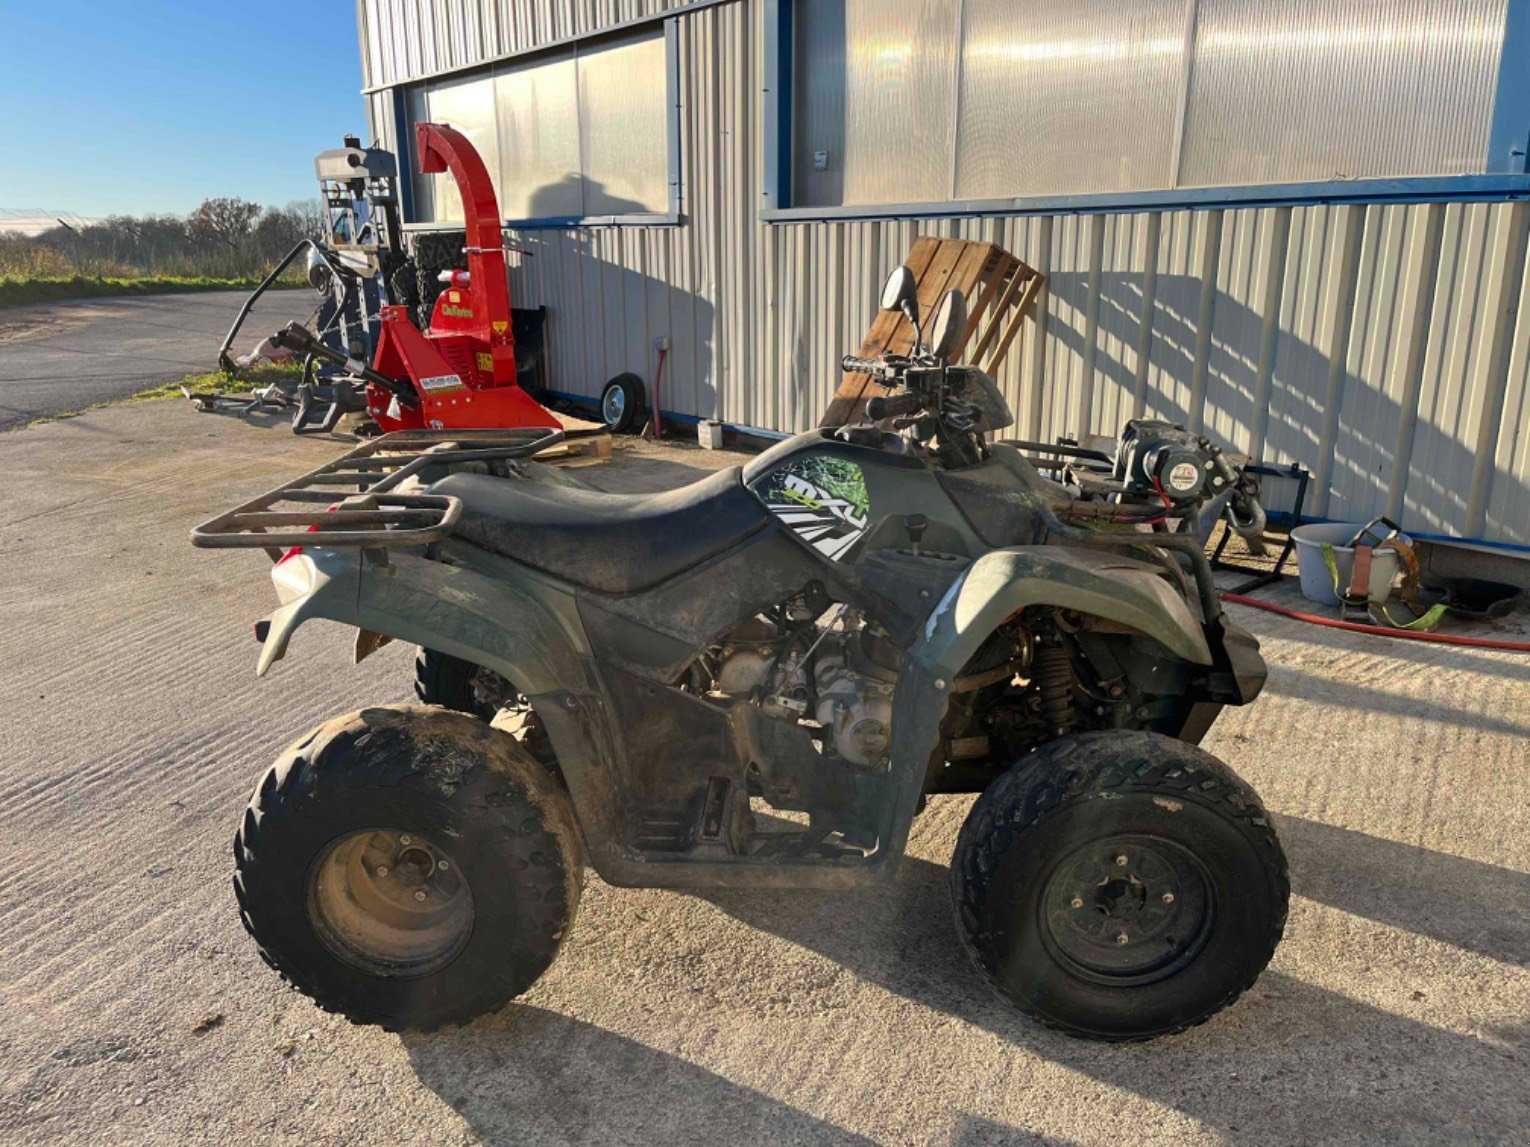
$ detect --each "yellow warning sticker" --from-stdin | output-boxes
[477,352,494,372]
[491,320,508,334]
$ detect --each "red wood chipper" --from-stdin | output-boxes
[270,122,561,434]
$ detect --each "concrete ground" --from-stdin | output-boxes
[0,289,312,429]
[0,402,1525,1146]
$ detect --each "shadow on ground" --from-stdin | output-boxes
[399,811,1525,1144]
[403,1006,874,1145]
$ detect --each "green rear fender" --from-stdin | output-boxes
[917,545,1213,675]
[256,548,589,699]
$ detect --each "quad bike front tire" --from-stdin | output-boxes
[233,704,582,1032]
[951,730,1288,1042]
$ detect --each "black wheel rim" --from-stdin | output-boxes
[1038,833,1214,986]
[307,828,474,979]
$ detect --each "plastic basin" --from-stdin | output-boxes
[1291,522,1409,606]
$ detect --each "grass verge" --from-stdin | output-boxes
[21,364,303,429]
[0,276,303,309]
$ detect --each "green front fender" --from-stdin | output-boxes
[255,548,589,698]
[916,545,1213,674]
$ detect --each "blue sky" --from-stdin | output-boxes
[0,1,367,217]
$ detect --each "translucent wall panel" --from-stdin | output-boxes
[955,0,1184,199]
[496,50,581,219]
[842,0,961,204]
[1180,0,1508,187]
[404,84,435,221]
[792,0,848,208]
[426,73,502,223]
[578,31,670,215]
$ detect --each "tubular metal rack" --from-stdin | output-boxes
[190,428,564,558]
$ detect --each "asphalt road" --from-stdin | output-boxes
[0,289,313,430]
[0,404,1525,1144]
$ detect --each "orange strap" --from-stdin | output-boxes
[1348,545,1373,601]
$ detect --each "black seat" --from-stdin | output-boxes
[432,467,769,595]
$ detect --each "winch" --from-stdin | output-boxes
[1114,420,1235,505]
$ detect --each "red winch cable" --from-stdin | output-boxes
[1221,593,1530,652]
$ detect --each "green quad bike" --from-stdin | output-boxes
[195,267,1284,1042]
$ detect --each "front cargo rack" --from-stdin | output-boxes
[190,427,564,557]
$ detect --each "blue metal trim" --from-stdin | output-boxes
[1488,0,1530,173]
[391,87,415,223]
[761,0,793,210]
[542,388,790,442]
[512,213,682,231]
[401,214,681,232]
[1260,509,1530,555]
[760,175,1530,224]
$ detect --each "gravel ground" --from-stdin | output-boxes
[0,290,312,429]
[0,403,1525,1145]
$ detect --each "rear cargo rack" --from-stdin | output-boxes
[190,427,564,555]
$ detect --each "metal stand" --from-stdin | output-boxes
[1209,462,1310,594]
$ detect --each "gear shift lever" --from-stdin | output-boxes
[904,513,928,556]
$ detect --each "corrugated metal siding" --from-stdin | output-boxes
[362,0,1530,546]
[358,0,703,86]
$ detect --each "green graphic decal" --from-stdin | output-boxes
[754,455,870,561]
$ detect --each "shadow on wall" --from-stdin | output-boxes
[502,179,718,425]
[1041,267,1528,538]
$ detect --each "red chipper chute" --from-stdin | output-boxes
[367,122,561,433]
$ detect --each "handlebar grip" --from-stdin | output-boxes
[866,391,923,420]
[841,354,879,374]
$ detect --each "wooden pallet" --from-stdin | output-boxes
[820,236,1044,427]
[542,411,612,467]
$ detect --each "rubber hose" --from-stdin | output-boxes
[1221,593,1530,652]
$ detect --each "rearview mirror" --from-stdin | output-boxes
[930,289,968,361]
[880,265,919,325]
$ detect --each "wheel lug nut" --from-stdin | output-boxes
[1162,891,1175,904]
[438,861,449,870]
[414,890,427,901]
[400,835,412,846]
[376,866,388,876]
[1070,897,1083,909]
[1116,932,1130,946]
[1115,855,1128,867]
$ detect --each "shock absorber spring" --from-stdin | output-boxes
[1034,635,1077,736]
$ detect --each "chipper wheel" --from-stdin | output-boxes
[233,705,582,1031]
[951,730,1288,1042]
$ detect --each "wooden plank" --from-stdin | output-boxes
[962,255,1016,349]
[533,432,612,467]
[983,272,1045,374]
[970,266,1032,366]
[938,242,999,359]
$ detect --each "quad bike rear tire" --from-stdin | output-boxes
[233,704,581,1032]
[951,730,1287,1042]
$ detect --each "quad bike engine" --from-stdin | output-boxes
[706,599,899,770]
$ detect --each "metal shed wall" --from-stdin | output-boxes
[359,0,1530,546]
